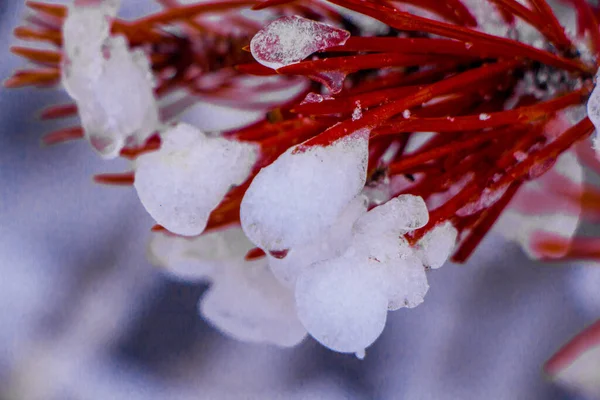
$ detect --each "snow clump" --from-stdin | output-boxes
[149,226,307,347]
[240,129,369,252]
[135,123,258,236]
[61,0,159,158]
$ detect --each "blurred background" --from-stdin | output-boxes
[1,1,599,399]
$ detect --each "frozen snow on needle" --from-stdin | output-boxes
[250,15,350,70]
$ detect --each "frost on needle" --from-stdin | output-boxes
[62,0,159,158]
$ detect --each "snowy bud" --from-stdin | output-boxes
[353,194,429,238]
[135,123,258,236]
[383,254,429,310]
[241,129,369,252]
[295,255,388,356]
[268,195,367,288]
[349,194,431,310]
[351,230,429,311]
[414,222,458,269]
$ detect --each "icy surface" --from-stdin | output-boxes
[134,123,258,236]
[293,194,433,355]
[62,1,159,159]
[149,225,306,346]
[414,222,458,269]
[250,15,350,70]
[268,195,367,288]
[351,195,431,310]
[353,194,429,236]
[139,125,438,355]
[201,257,307,347]
[147,226,254,281]
[382,254,429,310]
[241,129,369,251]
[295,254,389,355]
[62,0,115,86]
[76,37,159,158]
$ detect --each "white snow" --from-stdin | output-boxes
[148,187,448,355]
[291,194,435,355]
[382,254,430,310]
[295,254,389,355]
[134,123,258,236]
[149,225,307,347]
[240,129,369,251]
[61,0,159,159]
[353,194,429,236]
[414,222,458,269]
[62,1,114,87]
[351,195,431,310]
[250,15,350,70]
[201,257,307,347]
[147,226,254,281]
[268,195,367,288]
